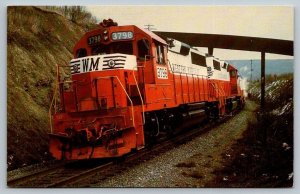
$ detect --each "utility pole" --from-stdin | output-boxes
[250,59,253,82]
[261,52,265,110]
[144,24,156,31]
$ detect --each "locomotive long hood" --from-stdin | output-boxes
[70,54,137,75]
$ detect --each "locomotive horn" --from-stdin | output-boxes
[100,19,118,27]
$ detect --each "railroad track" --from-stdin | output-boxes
[8,110,239,188]
[73,113,237,187]
[7,159,114,188]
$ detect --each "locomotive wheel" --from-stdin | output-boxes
[163,123,174,137]
[144,113,159,147]
[160,110,175,137]
[209,103,219,121]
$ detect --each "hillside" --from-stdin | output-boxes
[7,6,90,170]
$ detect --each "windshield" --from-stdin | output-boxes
[91,41,133,55]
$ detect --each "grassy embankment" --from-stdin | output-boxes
[208,73,293,187]
[7,6,93,170]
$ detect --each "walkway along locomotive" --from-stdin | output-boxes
[49,19,246,160]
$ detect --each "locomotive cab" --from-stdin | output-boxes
[61,20,173,111]
[228,64,239,95]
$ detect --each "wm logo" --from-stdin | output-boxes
[82,57,100,72]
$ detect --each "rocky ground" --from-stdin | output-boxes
[91,101,257,187]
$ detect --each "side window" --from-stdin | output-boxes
[76,48,87,58]
[191,52,207,67]
[213,60,221,71]
[155,41,165,64]
[137,39,150,60]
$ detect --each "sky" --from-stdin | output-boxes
[86,6,294,60]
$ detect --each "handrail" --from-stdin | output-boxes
[186,73,190,102]
[210,80,226,99]
[132,69,145,125]
[192,74,196,101]
[219,84,226,96]
[209,81,217,98]
[95,76,135,127]
[49,64,60,134]
[179,72,184,102]
[168,60,177,104]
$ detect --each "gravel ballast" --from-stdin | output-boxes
[91,101,257,187]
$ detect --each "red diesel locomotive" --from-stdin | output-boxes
[49,19,245,160]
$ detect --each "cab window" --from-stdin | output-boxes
[76,48,87,58]
[91,42,133,55]
[137,39,150,60]
[155,41,165,64]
